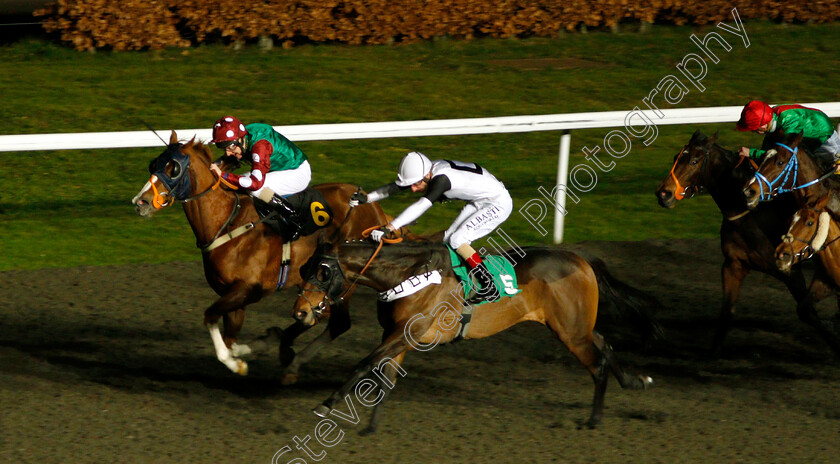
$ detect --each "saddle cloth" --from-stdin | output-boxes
[446,246,521,306]
[254,187,333,241]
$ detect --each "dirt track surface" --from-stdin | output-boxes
[2,239,839,464]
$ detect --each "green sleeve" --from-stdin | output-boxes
[778,109,834,143]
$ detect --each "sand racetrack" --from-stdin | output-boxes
[2,239,839,464]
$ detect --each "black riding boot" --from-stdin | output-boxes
[267,194,304,241]
[468,262,501,304]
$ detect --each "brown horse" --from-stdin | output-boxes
[655,130,840,355]
[776,194,840,275]
[743,131,836,210]
[297,241,653,434]
[131,131,392,376]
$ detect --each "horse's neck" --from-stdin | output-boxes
[792,155,832,206]
[704,145,752,214]
[817,218,840,286]
[343,245,448,291]
[182,177,250,247]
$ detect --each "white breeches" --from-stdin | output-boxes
[253,160,312,197]
[444,192,513,249]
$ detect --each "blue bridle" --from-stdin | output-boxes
[751,143,826,202]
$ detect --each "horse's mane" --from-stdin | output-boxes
[181,138,214,163]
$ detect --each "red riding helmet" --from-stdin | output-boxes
[211,116,248,143]
[736,100,773,132]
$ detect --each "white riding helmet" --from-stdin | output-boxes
[396,151,432,187]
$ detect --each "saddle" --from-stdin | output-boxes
[254,187,333,242]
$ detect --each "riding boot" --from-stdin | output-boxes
[468,262,501,304]
[266,194,304,241]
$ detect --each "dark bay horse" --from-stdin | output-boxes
[655,130,839,355]
[131,131,392,375]
[743,131,837,210]
[298,241,653,433]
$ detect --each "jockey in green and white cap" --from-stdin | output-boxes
[350,151,513,304]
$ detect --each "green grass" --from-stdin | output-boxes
[2,21,840,270]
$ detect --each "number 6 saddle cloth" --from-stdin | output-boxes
[254,187,333,242]
[446,246,521,306]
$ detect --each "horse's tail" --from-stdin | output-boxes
[587,257,666,349]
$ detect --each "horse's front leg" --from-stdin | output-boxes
[281,302,352,385]
[360,351,406,436]
[712,258,748,357]
[795,269,840,354]
[204,281,263,375]
[312,334,409,425]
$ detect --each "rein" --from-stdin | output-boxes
[752,143,834,202]
[302,226,402,320]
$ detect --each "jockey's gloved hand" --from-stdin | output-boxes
[349,191,368,208]
[370,226,390,242]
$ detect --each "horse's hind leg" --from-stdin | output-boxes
[593,332,653,390]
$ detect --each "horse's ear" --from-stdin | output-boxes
[792,131,804,146]
[691,129,701,142]
[816,193,831,209]
[707,131,718,145]
[169,130,178,145]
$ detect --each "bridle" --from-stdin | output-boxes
[299,228,401,321]
[147,143,223,209]
[751,143,833,202]
[146,143,254,250]
[781,207,840,264]
[667,144,712,201]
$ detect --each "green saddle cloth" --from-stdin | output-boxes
[447,246,521,305]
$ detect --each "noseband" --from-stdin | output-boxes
[667,144,710,200]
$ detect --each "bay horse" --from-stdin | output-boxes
[655,130,839,355]
[131,131,393,375]
[775,194,840,351]
[297,240,653,433]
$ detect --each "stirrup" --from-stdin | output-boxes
[468,267,500,304]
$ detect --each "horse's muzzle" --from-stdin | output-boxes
[743,184,760,209]
[656,189,676,209]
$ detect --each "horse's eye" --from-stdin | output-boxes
[318,264,332,282]
[170,161,181,178]
[689,159,699,166]
[806,221,814,227]
[777,159,786,166]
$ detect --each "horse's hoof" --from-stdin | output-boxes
[280,346,296,367]
[236,359,249,376]
[579,417,601,430]
[231,343,252,357]
[312,404,331,418]
[358,426,377,436]
[639,375,654,390]
[281,372,299,386]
